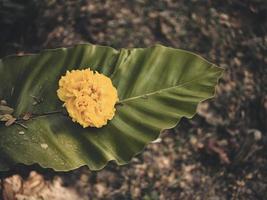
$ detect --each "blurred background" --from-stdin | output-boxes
[0,0,266,199]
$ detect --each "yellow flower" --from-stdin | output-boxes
[57,69,118,128]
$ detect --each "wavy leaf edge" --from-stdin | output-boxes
[0,43,224,171]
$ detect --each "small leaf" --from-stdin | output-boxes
[22,113,32,121]
[5,117,16,127]
[0,114,13,122]
[0,100,7,105]
[0,105,14,115]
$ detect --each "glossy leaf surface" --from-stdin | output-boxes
[0,44,223,171]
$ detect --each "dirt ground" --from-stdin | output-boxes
[0,0,266,199]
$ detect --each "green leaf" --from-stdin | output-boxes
[0,44,223,171]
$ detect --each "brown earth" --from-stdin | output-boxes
[0,0,266,199]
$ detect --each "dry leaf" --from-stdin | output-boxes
[0,114,13,122]
[0,105,14,115]
[22,112,32,121]
[5,117,17,127]
[0,100,8,105]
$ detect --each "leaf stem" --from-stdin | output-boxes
[32,110,64,117]
[16,109,65,123]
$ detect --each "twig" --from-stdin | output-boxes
[14,122,28,129]
[32,110,64,117]
[15,110,64,123]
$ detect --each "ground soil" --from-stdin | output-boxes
[0,0,266,199]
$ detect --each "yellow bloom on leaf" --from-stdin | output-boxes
[57,69,118,128]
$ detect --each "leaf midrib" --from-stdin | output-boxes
[119,68,221,104]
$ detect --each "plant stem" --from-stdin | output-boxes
[33,110,64,117]
[16,110,65,122]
